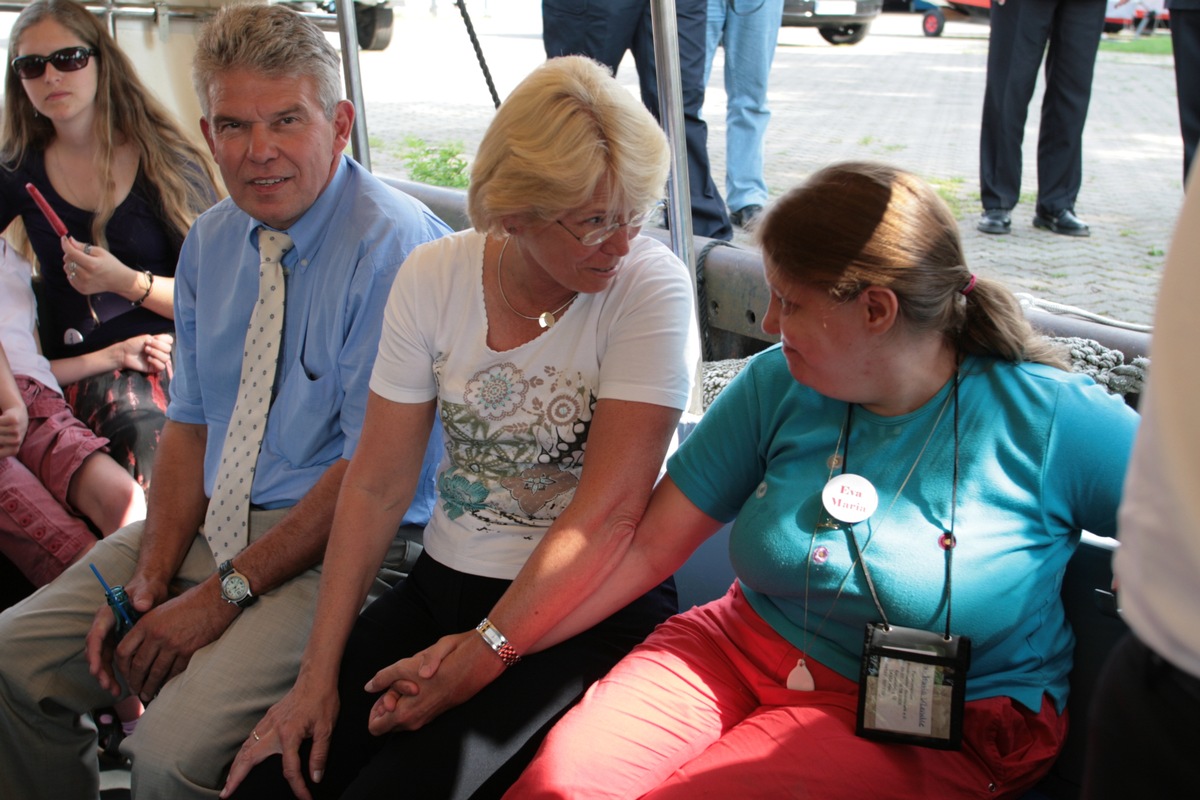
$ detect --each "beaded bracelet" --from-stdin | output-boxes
[475,618,521,667]
[132,270,154,307]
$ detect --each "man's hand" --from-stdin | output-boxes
[221,677,341,800]
[111,581,238,703]
[364,631,505,736]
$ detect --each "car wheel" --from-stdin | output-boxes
[922,9,945,37]
[1102,21,1125,34]
[356,3,394,51]
[818,23,870,45]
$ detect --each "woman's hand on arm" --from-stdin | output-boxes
[61,237,175,319]
[362,629,503,736]
[528,476,723,651]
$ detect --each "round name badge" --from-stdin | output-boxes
[821,473,878,523]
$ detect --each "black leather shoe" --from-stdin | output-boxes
[977,209,1012,234]
[730,204,763,228]
[1033,208,1090,237]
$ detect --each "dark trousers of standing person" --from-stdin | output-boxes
[1080,631,1200,798]
[1170,4,1200,184]
[543,0,734,241]
[229,552,677,800]
[979,0,1107,216]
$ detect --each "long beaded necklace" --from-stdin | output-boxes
[495,236,577,329]
[788,373,959,692]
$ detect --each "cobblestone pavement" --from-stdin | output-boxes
[0,2,1174,326]
[361,1,1183,327]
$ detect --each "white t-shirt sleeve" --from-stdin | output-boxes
[594,237,699,410]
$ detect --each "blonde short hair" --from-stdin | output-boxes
[467,56,669,232]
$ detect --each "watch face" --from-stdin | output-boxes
[223,573,249,601]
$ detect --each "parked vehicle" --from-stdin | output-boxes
[277,0,396,50]
[782,0,884,45]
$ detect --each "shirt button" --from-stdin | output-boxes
[755,482,768,498]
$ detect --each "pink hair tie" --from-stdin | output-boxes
[961,274,977,296]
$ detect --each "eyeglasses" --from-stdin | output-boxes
[12,46,98,80]
[556,202,664,247]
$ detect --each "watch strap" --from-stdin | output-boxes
[475,618,521,667]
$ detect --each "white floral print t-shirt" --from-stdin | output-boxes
[370,229,699,579]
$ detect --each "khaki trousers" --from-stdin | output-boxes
[0,509,419,800]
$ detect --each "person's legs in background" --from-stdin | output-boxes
[1170,6,1200,185]
[633,0,734,241]
[979,0,1055,233]
[705,0,783,228]
[1033,0,1106,235]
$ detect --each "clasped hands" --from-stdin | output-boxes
[221,630,504,799]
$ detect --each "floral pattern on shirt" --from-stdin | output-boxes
[437,362,596,528]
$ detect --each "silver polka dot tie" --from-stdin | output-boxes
[205,228,292,564]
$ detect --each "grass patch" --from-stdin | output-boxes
[1099,34,1172,56]
[402,137,470,188]
[928,176,968,219]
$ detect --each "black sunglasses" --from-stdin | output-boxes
[12,46,98,80]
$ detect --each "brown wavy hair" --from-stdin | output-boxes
[756,161,1067,369]
[1,0,221,248]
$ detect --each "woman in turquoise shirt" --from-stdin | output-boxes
[503,162,1140,799]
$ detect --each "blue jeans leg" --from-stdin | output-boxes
[709,0,782,212]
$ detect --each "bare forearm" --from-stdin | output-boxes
[48,347,123,386]
[297,480,414,681]
[136,420,210,587]
[296,394,435,681]
[528,477,722,652]
[478,400,683,656]
[0,345,22,413]
[119,272,174,320]
[230,459,349,597]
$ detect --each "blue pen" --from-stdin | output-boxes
[89,563,134,629]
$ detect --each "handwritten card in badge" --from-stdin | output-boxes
[856,623,970,750]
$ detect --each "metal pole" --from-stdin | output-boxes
[649,0,695,278]
[650,0,704,414]
[335,2,372,171]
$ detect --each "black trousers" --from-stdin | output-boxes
[543,0,734,241]
[232,552,677,799]
[1080,631,1200,799]
[1172,7,1200,184]
[979,0,1106,215]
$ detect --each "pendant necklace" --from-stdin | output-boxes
[496,236,577,329]
[789,377,958,692]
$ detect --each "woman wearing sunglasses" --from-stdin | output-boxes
[0,0,220,491]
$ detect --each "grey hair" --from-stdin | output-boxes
[192,3,342,119]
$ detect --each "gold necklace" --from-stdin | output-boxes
[495,236,577,329]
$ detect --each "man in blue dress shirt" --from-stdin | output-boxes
[0,6,449,799]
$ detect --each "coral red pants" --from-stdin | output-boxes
[508,583,1066,800]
